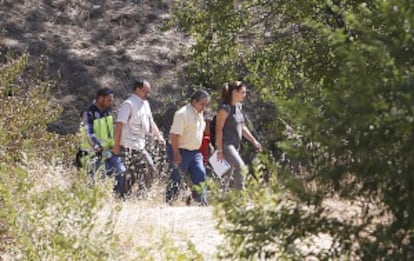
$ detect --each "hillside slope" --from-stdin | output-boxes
[0,0,188,134]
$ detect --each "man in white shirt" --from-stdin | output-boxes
[166,90,210,205]
[113,79,165,197]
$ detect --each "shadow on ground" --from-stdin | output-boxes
[0,0,189,134]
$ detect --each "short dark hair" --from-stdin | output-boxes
[133,79,145,90]
[96,87,113,98]
[190,89,209,102]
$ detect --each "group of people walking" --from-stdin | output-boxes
[77,79,262,206]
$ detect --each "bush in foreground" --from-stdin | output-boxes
[0,51,125,259]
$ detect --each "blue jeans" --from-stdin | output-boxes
[165,144,206,202]
[96,154,126,194]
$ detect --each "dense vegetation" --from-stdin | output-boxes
[1,0,413,259]
[172,0,414,259]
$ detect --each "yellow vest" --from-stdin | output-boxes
[80,115,114,151]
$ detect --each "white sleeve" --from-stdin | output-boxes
[116,101,131,124]
[169,110,185,135]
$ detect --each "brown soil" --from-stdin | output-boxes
[0,0,189,134]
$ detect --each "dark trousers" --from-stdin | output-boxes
[165,144,206,202]
[120,148,156,197]
[94,153,126,194]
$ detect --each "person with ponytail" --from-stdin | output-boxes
[214,81,262,190]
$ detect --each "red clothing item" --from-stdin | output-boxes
[199,134,211,165]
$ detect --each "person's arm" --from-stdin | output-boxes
[113,122,123,155]
[215,108,228,160]
[169,133,181,165]
[112,101,131,155]
[83,110,101,151]
[169,109,185,165]
[150,119,165,145]
[242,125,262,151]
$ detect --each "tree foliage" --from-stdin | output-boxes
[0,52,77,164]
[173,0,414,259]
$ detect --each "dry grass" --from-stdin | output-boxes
[25,160,222,260]
[100,183,223,260]
[26,160,388,260]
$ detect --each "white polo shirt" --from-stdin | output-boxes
[169,104,205,151]
[116,94,153,150]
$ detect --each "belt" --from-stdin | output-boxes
[167,143,199,152]
[179,148,199,152]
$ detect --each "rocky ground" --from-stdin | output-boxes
[0,0,189,134]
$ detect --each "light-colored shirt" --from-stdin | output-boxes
[169,104,205,150]
[116,94,153,150]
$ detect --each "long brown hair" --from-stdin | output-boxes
[221,81,245,104]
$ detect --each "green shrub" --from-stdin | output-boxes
[173,0,414,259]
[0,163,123,259]
[0,52,125,259]
[0,52,77,164]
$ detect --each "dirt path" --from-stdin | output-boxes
[99,194,337,260]
[106,201,223,260]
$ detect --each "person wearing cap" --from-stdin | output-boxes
[113,79,165,197]
[165,90,210,205]
[78,87,125,194]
